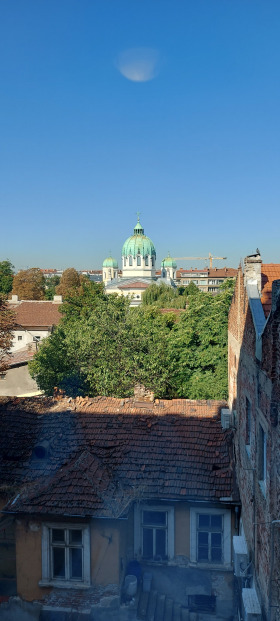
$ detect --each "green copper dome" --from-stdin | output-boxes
[103,256,118,268]
[161,253,177,268]
[122,219,156,258]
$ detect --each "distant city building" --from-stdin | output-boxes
[176,267,237,294]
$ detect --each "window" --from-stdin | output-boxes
[123,257,126,267]
[18,335,23,341]
[245,398,251,453]
[129,256,133,266]
[33,336,41,342]
[142,510,167,560]
[151,257,155,267]
[137,255,141,266]
[197,514,223,563]
[41,523,90,587]
[190,508,231,566]
[134,505,174,561]
[258,423,267,492]
[145,255,148,266]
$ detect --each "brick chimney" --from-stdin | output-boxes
[243,252,262,294]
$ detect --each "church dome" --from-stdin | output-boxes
[103,256,118,268]
[122,218,156,259]
[161,253,177,269]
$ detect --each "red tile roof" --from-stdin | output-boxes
[208,268,237,278]
[3,346,36,368]
[0,396,238,518]
[118,281,149,289]
[10,301,61,328]
[261,264,280,317]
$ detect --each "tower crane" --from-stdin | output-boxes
[173,253,227,269]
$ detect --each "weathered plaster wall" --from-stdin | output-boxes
[16,520,45,601]
[91,520,120,585]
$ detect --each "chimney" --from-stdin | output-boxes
[10,294,19,303]
[53,295,63,304]
[243,253,262,294]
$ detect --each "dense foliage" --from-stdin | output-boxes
[30,279,235,400]
[11,268,45,300]
[0,260,14,295]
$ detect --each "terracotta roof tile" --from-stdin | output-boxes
[11,301,61,328]
[261,264,280,317]
[0,396,238,517]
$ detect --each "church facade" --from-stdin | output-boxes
[102,218,176,305]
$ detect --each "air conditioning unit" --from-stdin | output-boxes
[242,588,261,620]
[221,408,233,429]
[233,535,248,577]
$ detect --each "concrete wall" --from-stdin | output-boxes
[0,365,39,397]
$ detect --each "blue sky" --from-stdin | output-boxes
[1,0,280,271]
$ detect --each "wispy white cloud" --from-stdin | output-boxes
[115,47,160,82]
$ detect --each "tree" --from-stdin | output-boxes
[0,296,15,373]
[142,283,186,309]
[167,287,233,399]
[44,275,61,300]
[55,268,81,297]
[29,281,234,400]
[0,260,14,295]
[11,268,45,300]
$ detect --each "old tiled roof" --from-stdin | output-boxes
[0,396,238,518]
[261,264,280,317]
[3,345,36,368]
[10,301,61,328]
[118,281,149,289]
[208,268,237,278]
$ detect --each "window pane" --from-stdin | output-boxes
[52,529,65,543]
[198,546,209,561]
[69,529,82,545]
[198,532,208,545]
[211,547,222,562]
[52,547,65,578]
[211,515,222,529]
[211,533,222,547]
[143,511,166,526]
[156,529,166,558]
[198,514,210,528]
[143,528,153,559]
[70,547,83,579]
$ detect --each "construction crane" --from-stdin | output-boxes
[173,253,227,269]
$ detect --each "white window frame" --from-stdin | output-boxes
[190,507,231,567]
[134,504,174,561]
[40,523,90,588]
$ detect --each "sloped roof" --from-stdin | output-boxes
[3,345,36,368]
[0,396,238,518]
[261,264,280,317]
[10,301,61,328]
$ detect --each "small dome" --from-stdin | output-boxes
[161,253,177,269]
[103,256,118,268]
[122,218,156,259]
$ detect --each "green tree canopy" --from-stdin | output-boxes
[30,282,234,400]
[11,268,45,300]
[44,275,61,300]
[0,260,14,296]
